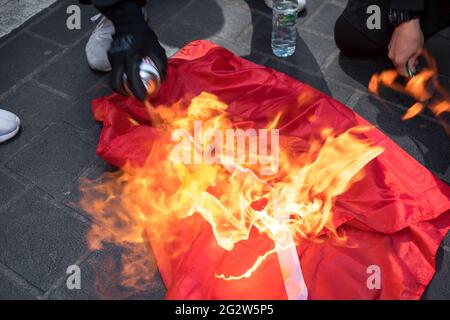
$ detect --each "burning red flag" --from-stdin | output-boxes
[83,41,450,300]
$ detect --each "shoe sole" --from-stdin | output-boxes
[86,46,112,72]
[87,62,112,73]
[0,116,20,143]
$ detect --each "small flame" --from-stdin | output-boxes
[80,92,383,289]
[432,100,450,116]
[404,69,434,102]
[402,102,424,120]
[369,50,449,124]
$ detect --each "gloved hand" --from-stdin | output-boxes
[99,1,167,101]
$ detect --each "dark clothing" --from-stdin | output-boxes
[391,0,425,11]
[334,0,450,57]
[79,0,145,9]
[80,0,147,34]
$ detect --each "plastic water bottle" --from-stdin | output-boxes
[271,0,299,58]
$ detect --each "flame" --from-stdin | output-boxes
[431,100,450,116]
[402,102,424,120]
[404,69,434,102]
[369,50,450,124]
[80,92,383,289]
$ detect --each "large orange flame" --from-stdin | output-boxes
[80,92,384,290]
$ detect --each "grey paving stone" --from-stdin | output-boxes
[263,57,353,104]
[175,0,252,41]
[6,122,97,198]
[352,94,450,183]
[147,0,194,27]
[323,53,391,91]
[35,38,105,98]
[60,83,111,137]
[295,28,337,66]
[0,188,89,291]
[300,0,327,23]
[0,12,21,34]
[304,2,344,37]
[0,32,61,94]
[0,26,6,39]
[0,0,57,38]
[31,0,98,47]
[208,35,267,65]
[161,42,180,58]
[0,171,26,209]
[0,81,73,164]
[333,0,348,6]
[0,267,38,300]
[237,14,335,72]
[158,19,219,51]
[49,244,165,300]
[319,81,354,105]
[243,0,321,25]
[422,238,450,300]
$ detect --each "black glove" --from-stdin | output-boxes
[98,1,167,101]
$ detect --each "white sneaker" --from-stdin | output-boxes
[85,13,115,72]
[0,109,20,143]
[85,8,150,73]
[264,0,306,11]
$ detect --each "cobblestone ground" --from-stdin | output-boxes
[0,0,448,299]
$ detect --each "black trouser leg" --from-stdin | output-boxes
[334,0,450,57]
[78,0,146,8]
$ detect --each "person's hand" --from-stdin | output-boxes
[388,19,424,77]
[99,1,167,101]
[108,29,167,101]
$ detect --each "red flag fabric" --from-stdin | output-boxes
[91,40,450,300]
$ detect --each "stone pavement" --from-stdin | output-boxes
[0,0,57,38]
[0,0,448,299]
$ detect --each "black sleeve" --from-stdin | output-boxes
[79,0,146,10]
[390,0,426,11]
[81,0,148,34]
[78,0,118,6]
[91,0,131,9]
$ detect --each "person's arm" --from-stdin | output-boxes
[88,0,167,101]
[387,0,425,77]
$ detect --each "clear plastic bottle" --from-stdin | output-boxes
[271,0,299,58]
